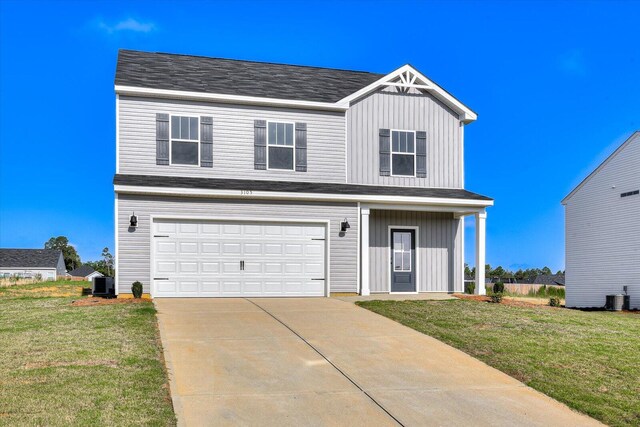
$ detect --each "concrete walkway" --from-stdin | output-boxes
[155,298,601,427]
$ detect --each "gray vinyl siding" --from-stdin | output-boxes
[347,88,463,188]
[368,210,463,293]
[116,194,358,295]
[564,132,640,308]
[119,96,346,183]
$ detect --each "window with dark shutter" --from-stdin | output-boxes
[156,114,170,165]
[200,116,213,168]
[390,130,415,176]
[267,122,294,170]
[379,128,390,176]
[170,116,199,165]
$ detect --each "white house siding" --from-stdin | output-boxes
[117,194,358,295]
[118,96,346,183]
[0,268,57,281]
[346,88,463,188]
[564,132,640,308]
[368,210,463,293]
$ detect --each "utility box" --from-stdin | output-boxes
[605,294,624,311]
[92,277,115,297]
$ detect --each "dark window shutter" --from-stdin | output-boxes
[416,131,427,178]
[254,120,267,170]
[295,122,307,172]
[379,128,390,176]
[156,113,169,165]
[200,116,213,168]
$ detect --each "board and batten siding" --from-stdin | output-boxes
[368,210,464,293]
[564,132,640,309]
[118,96,346,183]
[347,88,463,188]
[117,194,358,295]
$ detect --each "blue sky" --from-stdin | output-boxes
[1,0,638,270]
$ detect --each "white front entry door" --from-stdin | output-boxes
[152,219,326,297]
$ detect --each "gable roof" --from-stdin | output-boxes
[114,50,476,121]
[531,274,565,286]
[115,50,383,104]
[0,249,62,269]
[562,131,640,204]
[69,265,100,277]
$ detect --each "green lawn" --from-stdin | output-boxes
[0,281,176,426]
[357,299,639,427]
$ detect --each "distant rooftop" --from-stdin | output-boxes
[0,249,62,268]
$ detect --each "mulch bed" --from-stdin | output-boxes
[71,297,150,307]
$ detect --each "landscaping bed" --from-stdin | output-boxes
[357,298,640,427]
[0,281,176,426]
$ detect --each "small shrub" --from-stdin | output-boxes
[465,282,475,294]
[493,282,505,293]
[549,296,561,307]
[490,292,503,303]
[131,281,143,298]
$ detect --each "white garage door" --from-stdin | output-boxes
[152,219,326,297]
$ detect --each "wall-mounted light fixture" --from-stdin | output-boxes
[340,218,350,232]
[129,212,138,228]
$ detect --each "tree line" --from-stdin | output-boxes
[44,236,114,276]
[464,263,564,280]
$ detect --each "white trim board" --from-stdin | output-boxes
[115,85,348,112]
[114,185,493,208]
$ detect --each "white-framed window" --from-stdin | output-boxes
[170,116,199,165]
[391,130,416,176]
[267,121,294,170]
[392,231,412,272]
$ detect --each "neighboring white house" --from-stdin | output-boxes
[562,131,640,309]
[69,265,104,281]
[0,249,67,281]
[114,50,493,298]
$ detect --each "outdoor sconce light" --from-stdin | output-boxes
[340,218,351,232]
[129,213,138,228]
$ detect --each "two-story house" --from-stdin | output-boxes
[114,50,492,298]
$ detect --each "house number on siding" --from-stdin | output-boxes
[241,190,253,195]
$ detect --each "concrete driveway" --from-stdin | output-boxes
[155,298,601,427]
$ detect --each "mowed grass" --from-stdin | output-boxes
[357,299,640,427]
[0,281,176,426]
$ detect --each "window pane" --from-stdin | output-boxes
[394,252,402,271]
[402,252,411,271]
[393,233,402,250]
[402,232,411,250]
[180,117,189,139]
[392,131,399,152]
[172,141,198,165]
[268,146,293,169]
[276,123,285,145]
[400,132,407,152]
[285,123,294,146]
[189,117,198,140]
[392,154,415,176]
[171,116,180,139]
[407,133,414,153]
[268,122,277,145]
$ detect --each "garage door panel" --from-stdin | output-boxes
[152,220,326,297]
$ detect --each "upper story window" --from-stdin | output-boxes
[171,116,199,165]
[391,130,415,176]
[267,121,294,170]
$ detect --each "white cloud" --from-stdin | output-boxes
[97,18,156,34]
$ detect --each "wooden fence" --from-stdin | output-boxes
[486,283,564,295]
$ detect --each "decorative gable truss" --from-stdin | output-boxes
[337,64,477,123]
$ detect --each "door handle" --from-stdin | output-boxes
[240,260,245,271]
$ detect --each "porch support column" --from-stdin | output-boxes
[361,207,370,296]
[475,210,487,295]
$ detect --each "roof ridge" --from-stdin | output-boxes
[119,49,385,77]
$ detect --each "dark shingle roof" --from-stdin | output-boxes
[532,274,565,286]
[114,174,492,201]
[115,50,384,103]
[69,265,98,277]
[0,249,62,268]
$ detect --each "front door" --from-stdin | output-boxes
[390,229,416,292]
